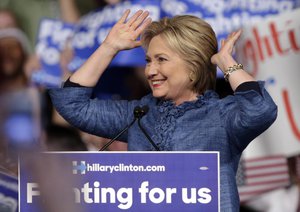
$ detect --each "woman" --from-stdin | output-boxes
[50,10,277,210]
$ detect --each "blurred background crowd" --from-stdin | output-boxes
[1,0,300,211]
[0,0,133,173]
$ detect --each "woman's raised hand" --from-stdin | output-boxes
[103,9,152,53]
[211,29,242,73]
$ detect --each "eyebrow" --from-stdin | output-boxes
[145,53,169,58]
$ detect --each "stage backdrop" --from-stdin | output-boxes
[236,8,300,158]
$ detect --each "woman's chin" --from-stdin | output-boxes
[152,92,164,99]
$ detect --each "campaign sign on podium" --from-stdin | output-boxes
[19,152,220,211]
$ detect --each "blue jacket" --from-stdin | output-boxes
[49,81,277,211]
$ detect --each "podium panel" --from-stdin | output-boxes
[20,152,219,211]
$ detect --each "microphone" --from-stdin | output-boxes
[134,105,149,119]
[136,106,160,151]
[99,106,141,151]
[100,105,160,151]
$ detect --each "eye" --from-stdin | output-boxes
[158,57,167,62]
[145,58,151,64]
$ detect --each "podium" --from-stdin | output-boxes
[20,152,220,211]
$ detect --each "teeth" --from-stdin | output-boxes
[152,81,163,85]
[152,80,166,86]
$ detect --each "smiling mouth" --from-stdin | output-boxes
[151,79,166,88]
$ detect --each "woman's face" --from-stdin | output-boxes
[145,35,197,105]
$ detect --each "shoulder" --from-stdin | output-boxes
[138,93,157,107]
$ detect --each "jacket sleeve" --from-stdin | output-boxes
[48,87,138,141]
[219,81,278,151]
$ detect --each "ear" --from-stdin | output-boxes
[189,72,196,82]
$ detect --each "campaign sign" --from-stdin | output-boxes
[19,152,219,211]
[32,19,75,87]
[0,171,18,212]
[32,0,300,87]
[161,0,300,40]
[160,0,300,77]
[236,8,300,158]
[69,0,161,72]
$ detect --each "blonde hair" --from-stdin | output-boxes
[141,15,218,94]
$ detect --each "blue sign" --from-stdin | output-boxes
[32,19,75,87]
[160,0,300,77]
[20,152,220,211]
[0,172,18,212]
[161,0,300,40]
[33,0,300,87]
[69,0,161,72]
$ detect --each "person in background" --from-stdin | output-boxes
[49,10,278,210]
[0,18,41,176]
[0,9,18,29]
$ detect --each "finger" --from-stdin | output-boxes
[126,10,143,26]
[221,39,225,47]
[118,9,130,24]
[135,17,152,36]
[230,29,242,44]
[132,40,142,48]
[233,29,242,40]
[130,11,150,30]
[228,31,236,39]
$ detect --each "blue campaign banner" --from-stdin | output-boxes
[69,0,161,72]
[33,0,300,87]
[32,19,75,87]
[19,152,220,211]
[70,0,300,74]
[160,0,300,77]
[0,171,18,212]
[160,0,300,40]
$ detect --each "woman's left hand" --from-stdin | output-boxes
[211,29,242,73]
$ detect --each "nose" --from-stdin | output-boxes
[145,62,158,79]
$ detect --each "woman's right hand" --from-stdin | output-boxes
[69,10,151,87]
[103,9,152,53]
